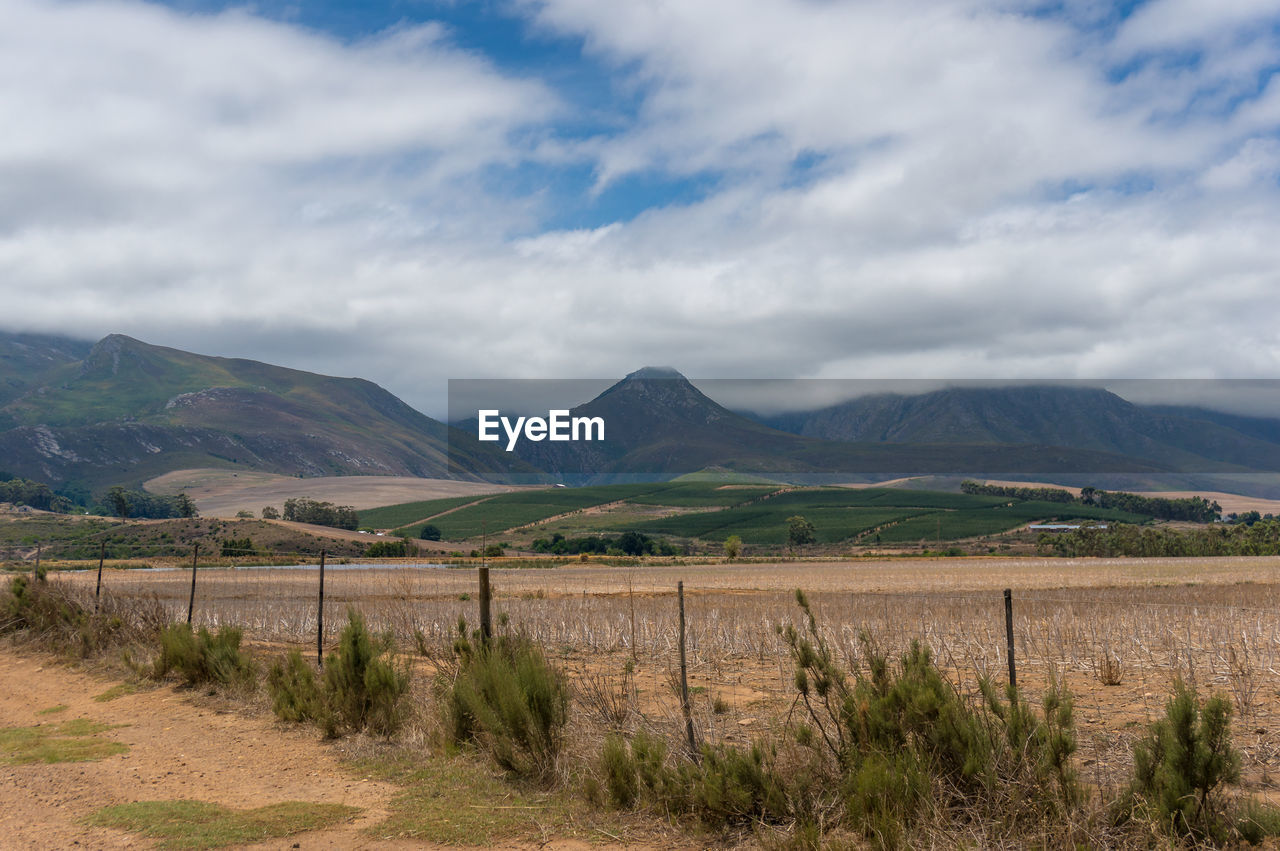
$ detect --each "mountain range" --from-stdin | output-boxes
[0,332,531,488]
[1,330,1277,493]
[756,385,1280,474]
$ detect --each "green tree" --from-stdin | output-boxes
[787,515,816,552]
[419,524,442,541]
[107,486,130,522]
[176,492,198,519]
[261,506,280,520]
[723,534,742,562]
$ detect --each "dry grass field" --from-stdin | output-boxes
[144,468,518,518]
[52,555,1280,805]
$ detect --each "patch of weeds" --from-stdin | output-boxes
[35,704,68,716]
[1238,798,1280,845]
[0,718,127,765]
[86,799,360,850]
[94,682,138,702]
[358,751,612,846]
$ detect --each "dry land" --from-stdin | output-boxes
[15,554,1280,847]
[53,556,1280,792]
[145,469,519,519]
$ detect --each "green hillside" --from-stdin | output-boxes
[0,332,537,488]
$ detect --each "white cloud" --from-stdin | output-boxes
[0,0,1278,419]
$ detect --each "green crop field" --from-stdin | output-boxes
[358,495,491,530]
[622,506,932,545]
[421,483,678,539]
[622,482,779,507]
[869,502,1149,544]
[360,481,1166,546]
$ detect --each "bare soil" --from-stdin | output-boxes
[0,649,412,849]
[144,470,520,519]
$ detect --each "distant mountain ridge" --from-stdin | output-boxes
[0,332,530,488]
[3,330,1276,492]
[504,370,1169,479]
[755,385,1280,473]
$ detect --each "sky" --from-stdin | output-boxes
[2,0,1279,418]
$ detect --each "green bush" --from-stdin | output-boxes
[597,729,793,829]
[778,590,1084,847]
[319,610,409,737]
[153,623,255,688]
[1237,798,1280,845]
[602,734,638,808]
[691,741,790,827]
[266,613,409,737]
[1121,678,1241,842]
[446,633,569,782]
[266,650,323,724]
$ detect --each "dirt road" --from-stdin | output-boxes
[0,649,400,849]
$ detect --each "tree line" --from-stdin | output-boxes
[960,481,1221,522]
[1038,520,1280,557]
[282,497,358,530]
[531,531,679,556]
[0,478,73,513]
[96,486,197,520]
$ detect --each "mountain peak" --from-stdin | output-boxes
[623,366,686,381]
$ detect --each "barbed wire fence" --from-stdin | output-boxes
[11,540,1280,781]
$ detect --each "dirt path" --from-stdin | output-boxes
[0,648,403,849]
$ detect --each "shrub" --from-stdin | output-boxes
[364,539,409,558]
[153,623,255,688]
[319,610,409,737]
[220,537,256,557]
[1121,678,1241,842]
[1,575,163,659]
[602,734,639,808]
[266,649,323,724]
[596,729,792,829]
[446,633,570,782]
[266,613,408,737]
[691,741,790,827]
[779,589,1084,846]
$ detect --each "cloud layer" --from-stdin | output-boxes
[1,0,1278,415]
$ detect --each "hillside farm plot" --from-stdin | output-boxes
[871,503,1150,544]
[623,505,928,544]
[761,487,1009,510]
[424,483,679,539]
[622,482,780,507]
[357,495,490,530]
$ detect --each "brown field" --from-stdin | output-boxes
[52,555,1280,801]
[144,468,520,518]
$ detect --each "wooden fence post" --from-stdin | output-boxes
[33,542,41,582]
[1004,588,1017,689]
[95,541,105,612]
[317,550,326,668]
[186,544,199,625]
[478,566,492,642]
[678,581,697,759]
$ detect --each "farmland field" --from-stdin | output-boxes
[363,482,1150,547]
[51,554,1280,806]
